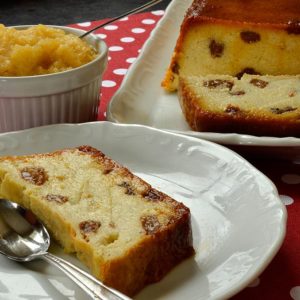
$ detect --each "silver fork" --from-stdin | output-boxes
[80,0,164,38]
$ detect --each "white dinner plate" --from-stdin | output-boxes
[0,122,286,300]
[106,0,300,158]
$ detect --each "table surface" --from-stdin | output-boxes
[1,0,171,26]
[2,2,300,299]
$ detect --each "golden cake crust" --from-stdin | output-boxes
[184,0,300,25]
[0,146,194,296]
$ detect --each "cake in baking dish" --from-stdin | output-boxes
[178,74,300,137]
[162,0,300,91]
[0,146,194,296]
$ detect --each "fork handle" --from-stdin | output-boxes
[42,252,131,300]
[80,0,163,38]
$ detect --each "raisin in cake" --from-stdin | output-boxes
[178,74,300,137]
[162,0,300,91]
[0,146,194,296]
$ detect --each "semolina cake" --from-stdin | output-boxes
[0,145,194,296]
[162,0,300,91]
[178,74,300,137]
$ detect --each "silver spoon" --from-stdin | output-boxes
[80,0,163,38]
[0,198,131,300]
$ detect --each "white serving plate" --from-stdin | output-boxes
[106,0,300,160]
[0,122,286,300]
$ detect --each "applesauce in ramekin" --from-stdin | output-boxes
[0,24,97,76]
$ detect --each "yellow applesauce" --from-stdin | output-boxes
[0,24,97,76]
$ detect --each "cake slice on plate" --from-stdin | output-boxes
[178,74,300,137]
[0,145,194,296]
[162,0,300,91]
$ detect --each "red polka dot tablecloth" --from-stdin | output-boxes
[70,11,165,121]
[70,11,300,300]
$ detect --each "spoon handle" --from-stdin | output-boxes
[42,252,131,300]
[80,0,163,38]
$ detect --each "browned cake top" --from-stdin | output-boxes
[185,0,300,28]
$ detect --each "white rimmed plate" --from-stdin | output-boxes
[106,0,300,159]
[0,122,286,300]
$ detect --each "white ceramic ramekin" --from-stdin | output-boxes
[0,25,108,133]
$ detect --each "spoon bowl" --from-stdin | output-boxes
[0,198,131,300]
[0,199,50,261]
